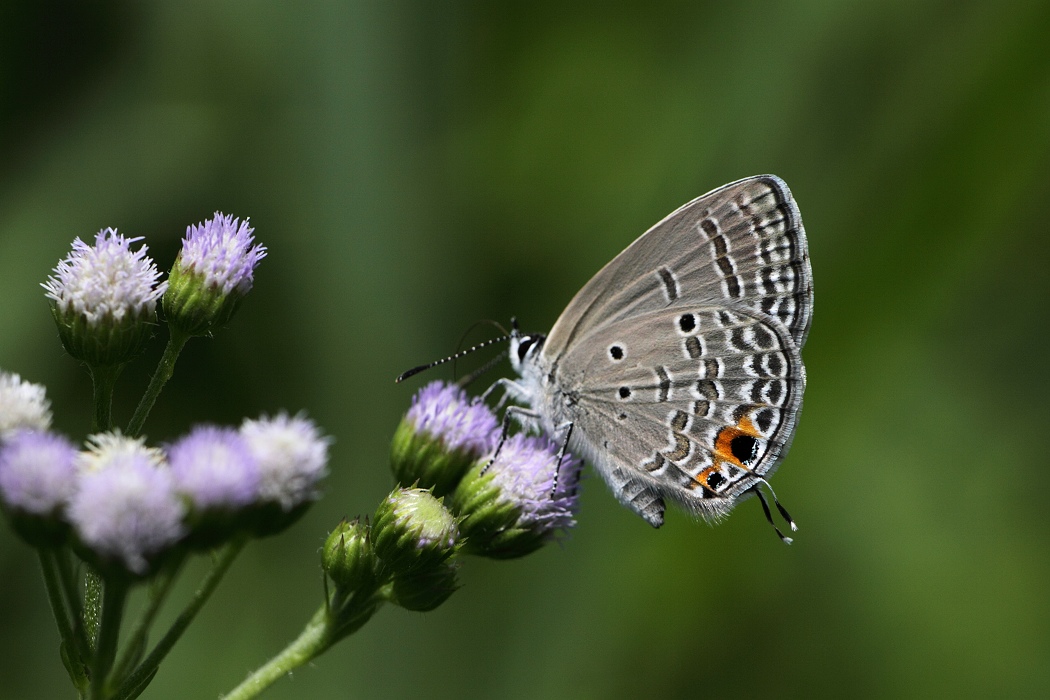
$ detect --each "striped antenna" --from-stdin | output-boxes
[396,334,510,383]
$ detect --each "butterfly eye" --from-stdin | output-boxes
[516,337,534,362]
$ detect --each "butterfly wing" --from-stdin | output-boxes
[542,175,812,370]
[557,305,805,527]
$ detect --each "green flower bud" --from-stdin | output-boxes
[390,560,459,612]
[372,487,459,573]
[390,382,499,497]
[163,214,265,336]
[322,518,374,590]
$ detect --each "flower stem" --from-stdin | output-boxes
[220,606,332,700]
[90,579,129,700]
[126,330,189,437]
[84,569,103,651]
[88,363,122,433]
[113,539,245,700]
[112,555,185,682]
[39,550,89,692]
[55,550,91,656]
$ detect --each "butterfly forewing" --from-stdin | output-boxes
[542,175,813,367]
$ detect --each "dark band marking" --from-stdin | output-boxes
[761,296,777,314]
[725,274,742,298]
[657,266,679,302]
[656,366,671,402]
[685,335,702,359]
[718,311,733,327]
[768,353,784,376]
[643,454,666,473]
[713,235,728,258]
[706,470,726,490]
[663,432,691,463]
[693,399,711,418]
[670,410,689,432]
[704,359,720,378]
[768,380,783,406]
[731,327,750,350]
[751,380,766,404]
[756,408,775,433]
[697,379,720,401]
[732,403,756,423]
[700,218,718,238]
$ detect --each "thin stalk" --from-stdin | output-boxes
[112,556,185,681]
[87,364,122,433]
[126,330,189,437]
[39,550,87,691]
[90,579,129,700]
[55,550,91,657]
[113,539,246,700]
[220,606,332,700]
[84,569,103,652]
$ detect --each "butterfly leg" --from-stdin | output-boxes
[480,377,524,411]
[480,405,539,476]
[548,421,575,498]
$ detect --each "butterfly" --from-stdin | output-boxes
[500,175,812,539]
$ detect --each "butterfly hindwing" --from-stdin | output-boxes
[557,305,804,525]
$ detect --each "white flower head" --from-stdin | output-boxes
[0,371,52,439]
[78,431,166,473]
[240,412,331,511]
[43,228,167,326]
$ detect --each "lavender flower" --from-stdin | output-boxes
[240,413,330,511]
[43,229,166,366]
[168,426,260,510]
[452,434,581,559]
[0,430,78,516]
[68,433,185,574]
[390,381,499,496]
[164,212,266,335]
[372,487,459,573]
[0,371,52,439]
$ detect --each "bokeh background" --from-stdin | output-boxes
[2,1,1049,698]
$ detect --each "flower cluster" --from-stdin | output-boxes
[0,406,330,575]
[388,380,582,559]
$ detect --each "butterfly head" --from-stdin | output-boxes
[508,324,546,376]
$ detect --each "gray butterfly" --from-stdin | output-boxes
[502,175,812,537]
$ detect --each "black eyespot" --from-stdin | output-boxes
[516,337,534,362]
[618,386,631,399]
[679,314,696,332]
[730,435,759,466]
[609,345,624,360]
[707,471,726,489]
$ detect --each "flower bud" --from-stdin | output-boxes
[43,229,167,367]
[322,518,374,591]
[0,371,52,439]
[163,213,265,336]
[372,487,458,573]
[0,430,78,547]
[390,381,498,497]
[451,434,581,559]
[390,559,459,612]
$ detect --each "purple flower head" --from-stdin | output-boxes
[485,434,581,538]
[0,371,52,439]
[168,426,260,510]
[69,434,185,574]
[0,430,78,515]
[43,228,166,325]
[407,381,499,456]
[240,413,330,511]
[180,213,266,296]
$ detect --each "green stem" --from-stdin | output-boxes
[84,569,103,651]
[126,331,189,437]
[90,579,129,700]
[39,550,88,692]
[221,592,382,700]
[88,364,122,433]
[220,606,332,700]
[55,551,91,657]
[112,556,185,682]
[113,539,245,700]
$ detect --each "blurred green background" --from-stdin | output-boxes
[2,1,1049,698]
